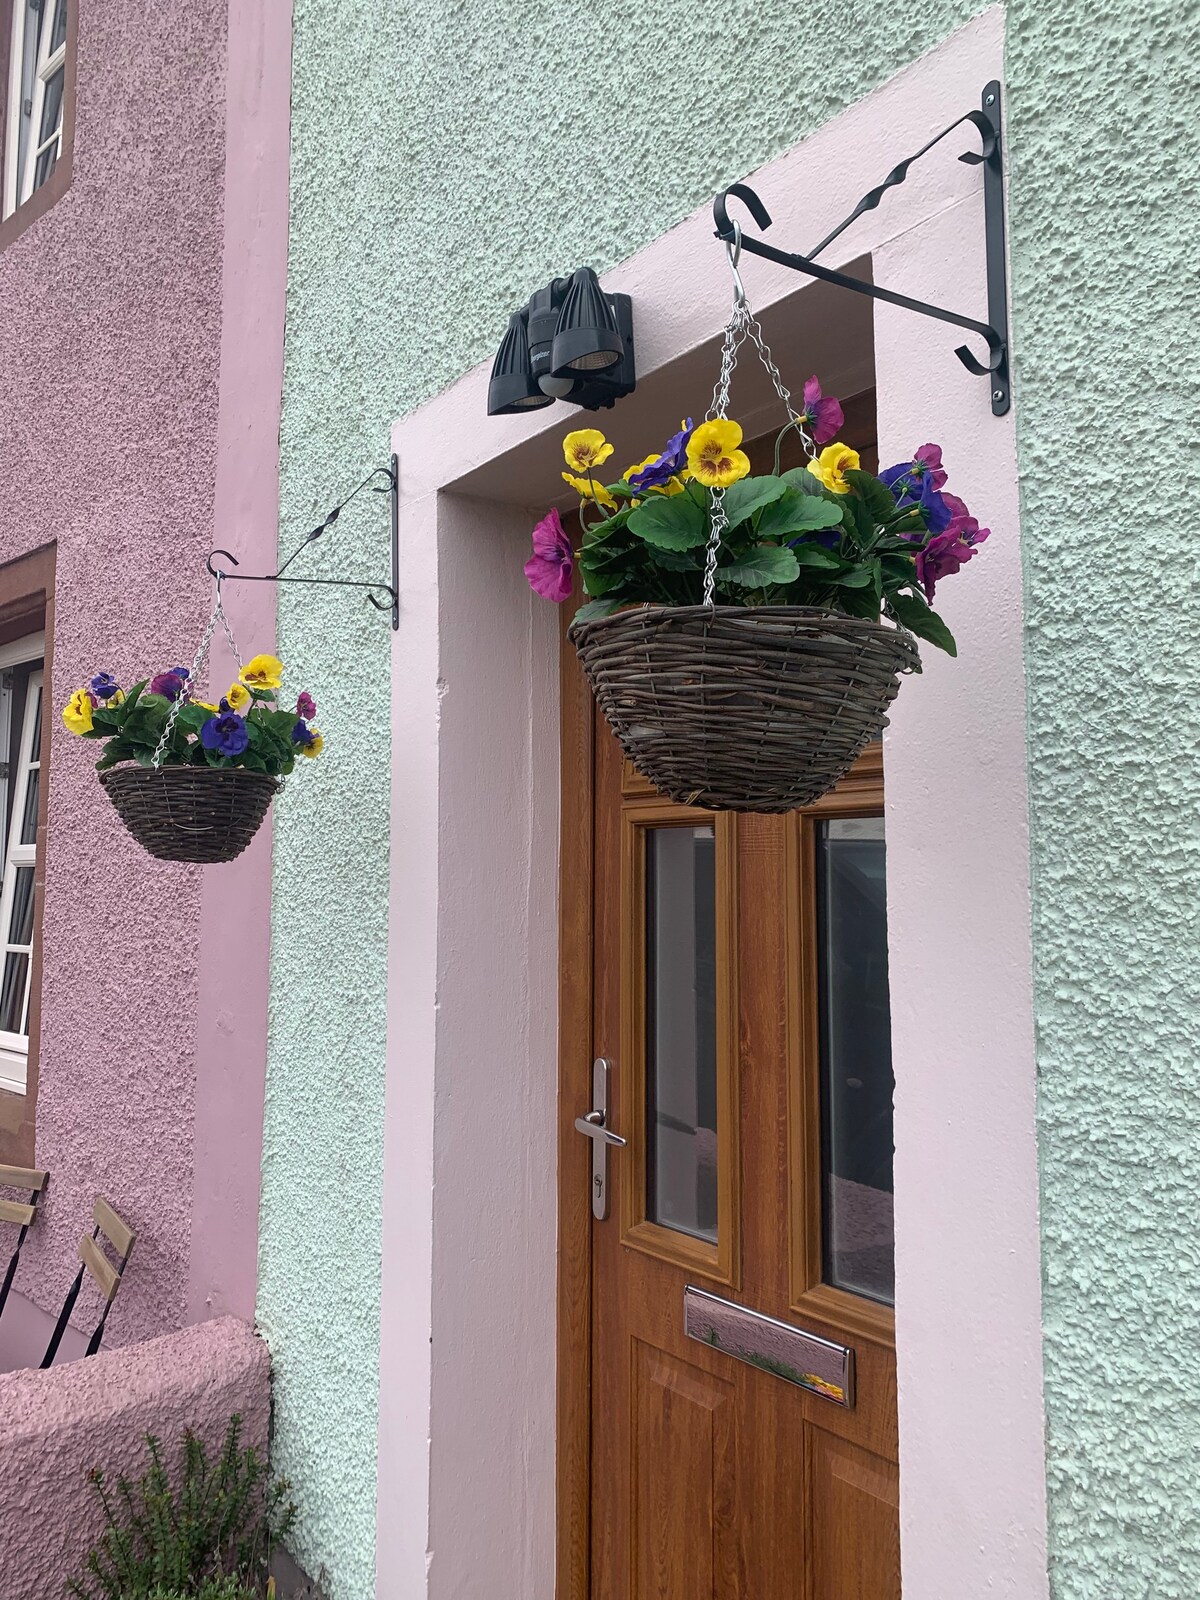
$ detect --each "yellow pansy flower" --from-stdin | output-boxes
[686,419,751,489]
[806,442,861,495]
[225,681,252,712]
[240,653,284,691]
[562,471,617,512]
[62,688,94,735]
[562,429,613,474]
[300,729,324,758]
[193,700,219,713]
[110,689,126,706]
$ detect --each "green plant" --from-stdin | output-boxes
[525,403,993,658]
[144,1583,256,1600]
[62,654,325,775]
[66,1415,296,1600]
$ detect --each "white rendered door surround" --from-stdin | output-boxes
[379,10,1048,1598]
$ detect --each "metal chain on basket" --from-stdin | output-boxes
[701,226,819,607]
[151,576,244,770]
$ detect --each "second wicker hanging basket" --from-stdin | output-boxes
[99,765,280,864]
[568,604,919,813]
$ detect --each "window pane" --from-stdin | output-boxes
[0,952,29,1035]
[645,826,718,1244]
[817,818,895,1304]
[8,865,35,946]
[38,66,64,145]
[28,684,42,757]
[50,0,68,51]
[34,135,59,191]
[20,766,40,845]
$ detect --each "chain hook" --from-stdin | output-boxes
[725,222,747,307]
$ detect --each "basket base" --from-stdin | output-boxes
[568,605,920,813]
[99,766,279,864]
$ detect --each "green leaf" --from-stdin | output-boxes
[880,552,919,588]
[789,542,844,569]
[175,703,214,735]
[716,545,801,589]
[720,475,788,529]
[581,506,633,543]
[94,739,139,772]
[840,494,876,548]
[780,465,839,502]
[887,591,957,656]
[580,566,629,597]
[573,597,622,623]
[238,750,268,773]
[756,489,843,541]
[844,470,898,523]
[646,546,699,571]
[627,493,707,550]
[825,563,876,588]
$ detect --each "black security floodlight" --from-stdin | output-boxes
[487,310,555,415]
[487,268,636,415]
[550,267,623,377]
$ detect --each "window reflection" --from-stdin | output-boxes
[645,825,718,1244]
[817,817,895,1304]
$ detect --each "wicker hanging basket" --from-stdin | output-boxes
[100,766,280,864]
[569,605,920,813]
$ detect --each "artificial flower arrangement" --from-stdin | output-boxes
[525,378,989,659]
[62,654,324,775]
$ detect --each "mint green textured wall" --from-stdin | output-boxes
[264,2,1200,1596]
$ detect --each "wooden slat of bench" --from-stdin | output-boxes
[0,1197,36,1227]
[93,1198,135,1258]
[0,1164,48,1191]
[79,1236,121,1302]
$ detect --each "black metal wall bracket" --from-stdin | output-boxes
[207,453,400,630]
[713,82,1010,415]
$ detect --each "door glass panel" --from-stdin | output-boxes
[817,817,895,1304]
[645,825,718,1243]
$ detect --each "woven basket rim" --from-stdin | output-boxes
[568,602,917,649]
[99,764,281,790]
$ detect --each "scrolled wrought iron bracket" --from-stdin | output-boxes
[206,453,400,630]
[713,82,1010,416]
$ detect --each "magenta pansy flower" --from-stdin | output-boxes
[296,691,316,720]
[149,671,186,700]
[916,492,991,599]
[524,508,574,603]
[800,377,844,448]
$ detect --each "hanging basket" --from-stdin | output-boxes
[99,765,280,864]
[569,605,920,813]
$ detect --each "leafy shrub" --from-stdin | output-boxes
[66,1415,295,1600]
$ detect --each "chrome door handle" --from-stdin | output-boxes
[575,1059,624,1219]
[573,1109,627,1148]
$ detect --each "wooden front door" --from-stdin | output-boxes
[557,405,901,1594]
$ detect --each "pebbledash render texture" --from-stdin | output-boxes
[261,3,1199,1599]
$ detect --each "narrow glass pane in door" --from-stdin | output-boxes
[816,816,895,1303]
[645,825,718,1243]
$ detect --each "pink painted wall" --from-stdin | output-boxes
[0,0,290,1352]
[0,1316,270,1600]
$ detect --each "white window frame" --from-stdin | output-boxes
[0,632,45,1096]
[3,0,67,220]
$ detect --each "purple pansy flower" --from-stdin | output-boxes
[296,691,316,721]
[881,444,952,533]
[149,671,187,701]
[200,710,250,758]
[292,719,316,748]
[90,671,120,700]
[524,508,574,603]
[628,418,694,491]
[799,378,844,448]
[171,666,191,681]
[915,492,991,599]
